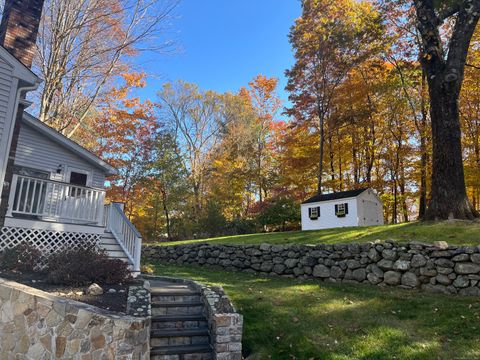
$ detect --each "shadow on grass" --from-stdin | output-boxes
[153,262,480,360]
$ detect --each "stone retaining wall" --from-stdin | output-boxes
[143,275,243,360]
[0,277,150,359]
[143,241,480,296]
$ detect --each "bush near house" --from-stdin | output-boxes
[46,246,131,286]
[0,243,42,272]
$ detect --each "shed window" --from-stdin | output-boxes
[335,203,349,217]
[308,206,320,220]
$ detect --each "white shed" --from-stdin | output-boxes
[301,188,384,231]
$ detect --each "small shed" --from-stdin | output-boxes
[301,188,384,231]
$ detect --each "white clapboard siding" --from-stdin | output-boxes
[0,56,15,190]
[15,122,105,188]
[301,197,359,231]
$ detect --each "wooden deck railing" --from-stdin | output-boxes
[6,174,106,225]
[104,202,142,273]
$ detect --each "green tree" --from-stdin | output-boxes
[257,197,300,231]
[149,131,189,240]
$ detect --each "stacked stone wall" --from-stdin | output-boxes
[0,278,150,359]
[143,241,480,296]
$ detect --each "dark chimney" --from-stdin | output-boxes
[0,0,44,68]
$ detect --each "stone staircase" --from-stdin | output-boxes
[149,280,213,360]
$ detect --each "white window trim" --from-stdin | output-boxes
[64,166,93,187]
[335,203,346,217]
[310,207,318,218]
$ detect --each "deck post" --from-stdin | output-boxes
[134,236,142,274]
[5,174,17,217]
[97,192,106,226]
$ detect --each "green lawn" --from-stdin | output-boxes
[154,263,480,360]
[153,221,480,247]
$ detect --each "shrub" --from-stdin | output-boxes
[141,263,155,274]
[0,243,42,272]
[198,201,227,238]
[257,197,300,231]
[46,245,132,286]
[225,218,258,235]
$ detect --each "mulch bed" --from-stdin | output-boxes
[0,270,134,314]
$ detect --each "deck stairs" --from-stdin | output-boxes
[101,202,142,274]
[99,230,132,265]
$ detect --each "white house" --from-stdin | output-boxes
[301,188,384,231]
[0,0,141,273]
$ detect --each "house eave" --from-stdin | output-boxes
[0,45,39,85]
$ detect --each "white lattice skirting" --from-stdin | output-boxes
[0,226,101,267]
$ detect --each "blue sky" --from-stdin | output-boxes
[137,0,301,104]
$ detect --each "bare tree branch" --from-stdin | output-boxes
[32,0,179,137]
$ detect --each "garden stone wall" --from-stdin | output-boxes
[143,241,480,296]
[0,277,150,359]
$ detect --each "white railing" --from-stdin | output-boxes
[105,202,142,273]
[6,174,105,225]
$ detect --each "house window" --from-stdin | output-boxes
[69,172,88,187]
[309,206,320,220]
[68,170,90,197]
[335,203,349,217]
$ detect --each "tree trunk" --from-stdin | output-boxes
[413,0,480,220]
[418,70,429,220]
[418,134,428,220]
[328,134,335,184]
[392,179,397,224]
[400,163,409,222]
[317,112,325,195]
[425,78,477,219]
[161,188,172,241]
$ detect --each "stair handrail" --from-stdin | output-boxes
[105,202,142,274]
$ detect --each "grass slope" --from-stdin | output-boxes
[154,263,480,360]
[155,221,480,247]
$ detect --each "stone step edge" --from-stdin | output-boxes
[150,344,213,355]
[151,315,207,322]
[151,301,204,308]
[151,328,210,338]
[151,291,201,296]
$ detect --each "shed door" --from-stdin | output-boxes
[364,200,379,225]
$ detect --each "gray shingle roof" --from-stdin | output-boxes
[302,188,368,204]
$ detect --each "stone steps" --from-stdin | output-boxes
[149,281,213,360]
[150,344,213,359]
[151,301,205,317]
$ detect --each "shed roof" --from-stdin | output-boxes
[302,188,368,204]
[21,112,117,176]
